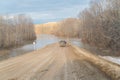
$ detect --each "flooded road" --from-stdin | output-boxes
[0,34,82,61]
[0,35,119,80]
[0,43,111,80]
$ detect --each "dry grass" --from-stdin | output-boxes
[72,45,120,80]
[0,49,10,56]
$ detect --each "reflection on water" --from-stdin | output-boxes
[35,34,59,49]
[0,34,82,61]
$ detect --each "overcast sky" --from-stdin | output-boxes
[0,0,91,24]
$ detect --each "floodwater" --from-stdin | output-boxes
[0,34,83,61]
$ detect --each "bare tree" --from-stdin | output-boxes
[78,0,120,53]
[55,18,80,38]
[0,14,36,48]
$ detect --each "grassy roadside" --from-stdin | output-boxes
[71,45,120,80]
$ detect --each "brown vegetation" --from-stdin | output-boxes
[54,18,80,38]
[35,18,80,38]
[35,22,58,34]
[78,0,120,53]
[35,0,120,54]
[0,14,36,48]
[72,45,120,80]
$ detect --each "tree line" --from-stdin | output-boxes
[53,18,81,38]
[0,14,36,48]
[52,0,120,54]
[78,0,120,53]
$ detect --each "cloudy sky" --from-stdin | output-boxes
[0,0,91,24]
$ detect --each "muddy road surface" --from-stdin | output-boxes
[0,43,111,80]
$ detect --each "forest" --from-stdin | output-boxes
[0,14,36,48]
[1,0,119,53]
[54,18,80,38]
[52,0,120,54]
[78,0,120,53]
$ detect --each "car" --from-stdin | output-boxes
[59,40,67,47]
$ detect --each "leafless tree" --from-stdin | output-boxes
[0,14,36,48]
[78,0,120,53]
[55,18,80,38]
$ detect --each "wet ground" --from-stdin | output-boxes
[0,43,111,80]
[0,34,82,61]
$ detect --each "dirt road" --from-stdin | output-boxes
[0,43,111,80]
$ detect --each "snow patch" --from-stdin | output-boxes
[101,56,120,65]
